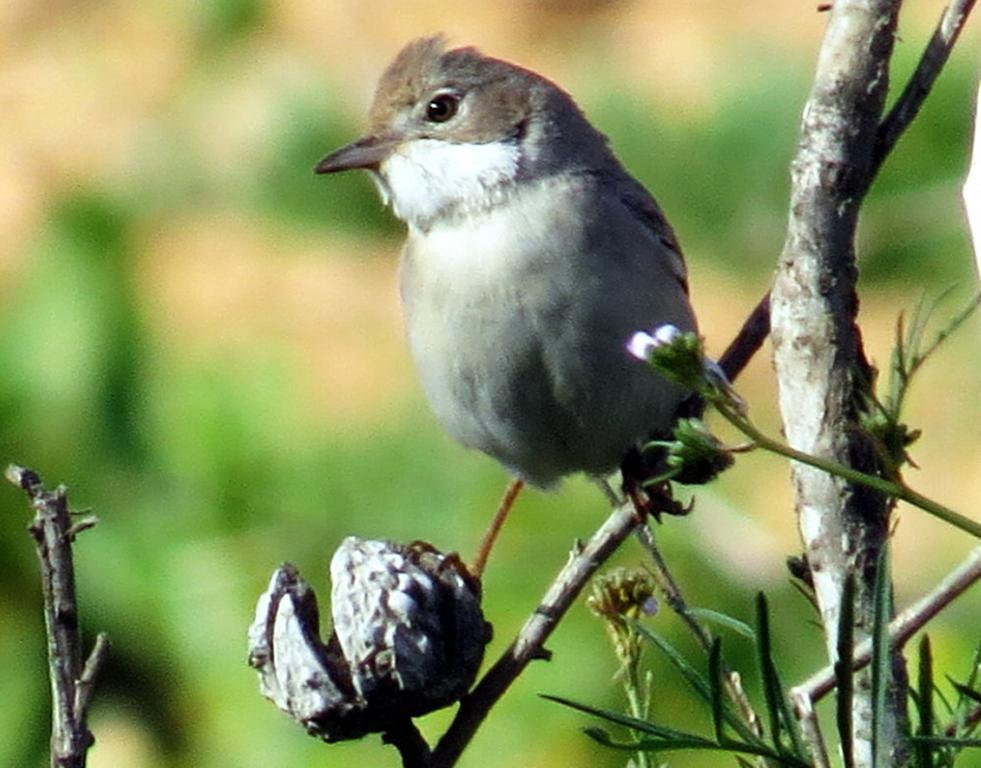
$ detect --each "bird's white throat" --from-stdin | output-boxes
[376,138,521,229]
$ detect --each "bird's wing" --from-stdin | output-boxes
[612,174,690,296]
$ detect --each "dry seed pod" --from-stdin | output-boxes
[248,537,490,742]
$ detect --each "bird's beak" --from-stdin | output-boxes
[315,133,400,174]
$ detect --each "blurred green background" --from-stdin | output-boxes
[1,2,978,767]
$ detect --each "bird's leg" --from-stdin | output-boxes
[619,447,660,521]
[472,478,524,578]
[624,477,658,522]
[619,447,690,520]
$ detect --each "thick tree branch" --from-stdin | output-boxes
[6,465,109,768]
[772,0,900,643]
[770,1,904,764]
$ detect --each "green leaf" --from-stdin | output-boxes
[584,726,812,765]
[757,591,784,750]
[756,592,807,759]
[689,607,756,641]
[634,624,710,701]
[836,573,856,768]
[935,678,956,716]
[950,680,981,706]
[916,635,935,768]
[542,694,701,742]
[871,546,893,768]
[550,693,813,767]
[709,638,726,744]
[582,725,718,752]
[634,624,762,745]
[789,578,821,617]
[909,736,981,748]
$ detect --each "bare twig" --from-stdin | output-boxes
[382,720,432,768]
[633,524,713,652]
[634,524,766,743]
[75,633,110,721]
[717,290,771,383]
[872,0,978,178]
[942,703,981,736]
[791,690,832,768]
[792,545,981,704]
[428,503,640,767]
[6,465,109,768]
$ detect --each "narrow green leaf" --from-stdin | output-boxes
[912,290,980,377]
[542,694,700,742]
[871,546,893,768]
[582,725,614,742]
[634,624,711,700]
[583,725,717,752]
[590,730,811,766]
[950,681,981,706]
[757,592,784,749]
[910,736,981,748]
[709,638,726,744]
[836,573,856,768]
[634,624,762,745]
[936,677,956,716]
[944,639,981,724]
[789,578,821,616]
[689,608,756,641]
[888,291,980,454]
[629,739,800,762]
[908,687,922,709]
[916,635,935,768]
[963,642,981,691]
[755,592,808,759]
[543,693,816,766]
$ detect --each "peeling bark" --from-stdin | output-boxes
[770,2,907,764]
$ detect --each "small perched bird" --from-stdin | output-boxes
[317,36,697,492]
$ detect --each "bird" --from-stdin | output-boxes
[316,37,697,547]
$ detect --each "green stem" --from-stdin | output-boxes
[624,656,651,768]
[712,402,981,539]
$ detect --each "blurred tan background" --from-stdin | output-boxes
[1,2,978,767]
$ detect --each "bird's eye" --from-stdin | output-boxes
[425,93,459,123]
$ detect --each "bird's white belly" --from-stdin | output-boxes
[398,179,691,486]
[401,210,560,479]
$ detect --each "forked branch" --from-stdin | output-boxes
[6,465,109,768]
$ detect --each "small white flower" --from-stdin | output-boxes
[652,323,681,346]
[626,324,682,361]
[626,331,657,361]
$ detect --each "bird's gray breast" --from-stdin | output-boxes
[399,176,693,486]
